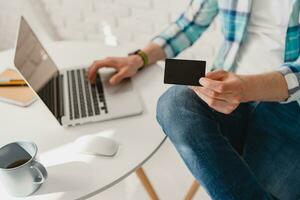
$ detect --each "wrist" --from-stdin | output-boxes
[239,72,289,102]
[128,54,144,70]
[239,75,258,102]
[128,49,149,69]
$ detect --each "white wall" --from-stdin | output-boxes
[0,0,59,51]
[0,0,221,67]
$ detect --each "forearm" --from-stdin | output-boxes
[240,72,289,102]
[131,43,167,69]
[142,43,166,65]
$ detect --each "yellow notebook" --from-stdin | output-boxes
[0,69,36,107]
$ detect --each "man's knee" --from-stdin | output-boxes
[156,85,201,128]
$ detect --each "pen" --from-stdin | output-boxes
[0,78,26,82]
[0,78,28,87]
[0,83,28,87]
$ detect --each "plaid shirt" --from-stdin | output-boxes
[152,0,300,103]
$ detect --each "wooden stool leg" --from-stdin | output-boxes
[184,180,200,200]
[136,167,160,200]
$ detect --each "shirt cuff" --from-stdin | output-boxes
[151,36,174,58]
[277,65,300,103]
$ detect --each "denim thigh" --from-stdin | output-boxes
[157,85,254,151]
[156,86,273,200]
[244,102,300,200]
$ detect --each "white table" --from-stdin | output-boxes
[0,41,168,200]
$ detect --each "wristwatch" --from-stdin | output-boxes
[128,49,149,68]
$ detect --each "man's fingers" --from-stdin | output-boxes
[195,87,240,103]
[109,69,127,85]
[205,69,227,80]
[200,78,230,93]
[192,88,235,114]
[88,58,118,83]
[200,70,229,92]
[195,87,226,101]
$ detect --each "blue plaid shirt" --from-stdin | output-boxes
[152,0,300,103]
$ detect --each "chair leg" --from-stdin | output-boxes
[136,167,160,200]
[184,180,200,200]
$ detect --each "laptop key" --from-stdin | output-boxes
[67,71,73,120]
[77,69,87,118]
[91,85,100,115]
[71,70,80,119]
[95,75,108,114]
[82,69,94,117]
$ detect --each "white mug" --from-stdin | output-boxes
[0,141,48,197]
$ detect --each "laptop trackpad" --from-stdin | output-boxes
[98,69,134,95]
[98,68,143,116]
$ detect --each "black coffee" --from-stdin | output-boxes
[6,159,30,169]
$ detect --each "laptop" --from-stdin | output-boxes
[14,17,143,126]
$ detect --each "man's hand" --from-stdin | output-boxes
[87,43,166,86]
[87,43,166,85]
[88,55,144,85]
[190,70,246,114]
[190,69,289,114]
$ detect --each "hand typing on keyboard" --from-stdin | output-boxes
[87,43,166,85]
[87,55,144,86]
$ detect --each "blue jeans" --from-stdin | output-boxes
[156,86,300,200]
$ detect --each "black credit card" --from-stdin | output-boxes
[164,58,206,86]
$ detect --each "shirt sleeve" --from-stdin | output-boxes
[151,0,219,58]
[277,59,300,103]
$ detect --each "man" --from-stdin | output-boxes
[88,0,300,199]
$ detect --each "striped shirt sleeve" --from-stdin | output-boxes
[278,61,300,103]
[152,0,219,58]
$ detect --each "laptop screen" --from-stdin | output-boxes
[14,17,63,123]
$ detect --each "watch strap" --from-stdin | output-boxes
[129,49,149,67]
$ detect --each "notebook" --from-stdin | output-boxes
[0,69,36,107]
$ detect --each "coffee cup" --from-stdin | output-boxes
[0,141,48,197]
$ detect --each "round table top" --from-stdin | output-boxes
[0,41,167,200]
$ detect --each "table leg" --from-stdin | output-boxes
[184,180,200,200]
[136,167,160,200]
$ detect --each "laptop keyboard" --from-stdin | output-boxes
[67,68,108,120]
